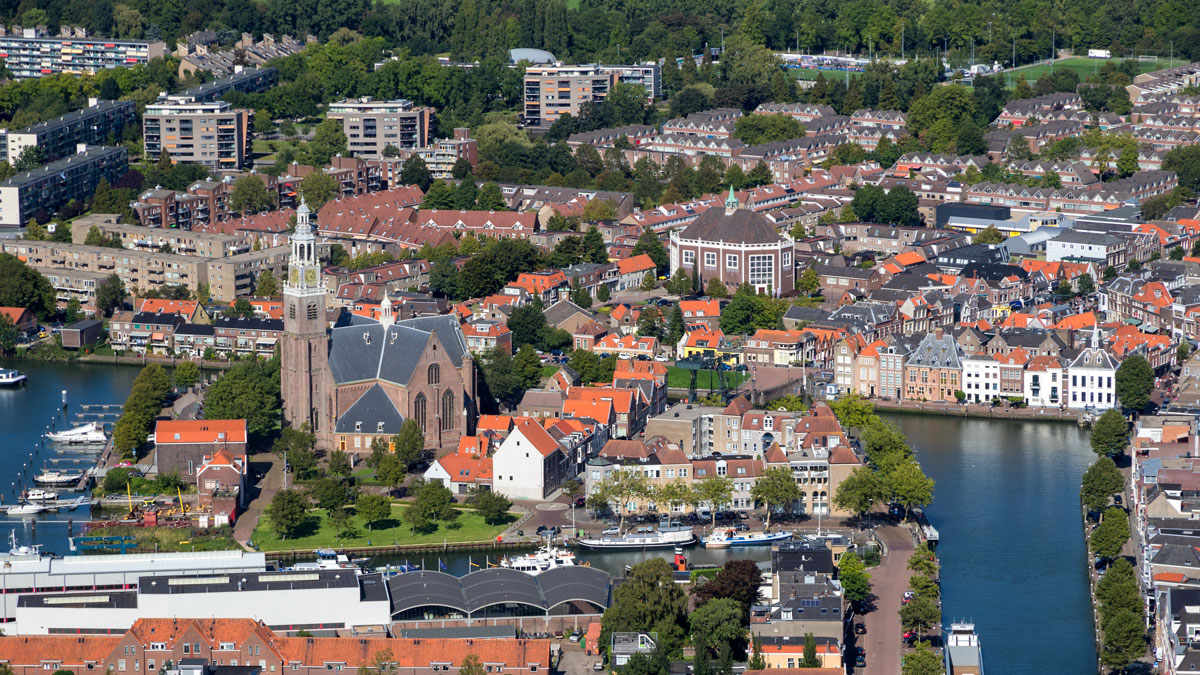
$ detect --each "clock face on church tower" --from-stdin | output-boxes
[290,268,298,286]
[306,268,317,285]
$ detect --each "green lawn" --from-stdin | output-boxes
[1005,57,1185,84]
[251,504,509,551]
[666,366,747,391]
[542,364,559,377]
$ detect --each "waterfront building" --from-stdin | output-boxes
[963,353,1001,403]
[1023,355,1066,408]
[0,99,135,164]
[1066,327,1119,410]
[153,419,248,478]
[0,146,128,226]
[903,328,964,402]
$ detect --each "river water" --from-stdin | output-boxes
[0,362,1098,672]
[882,412,1098,674]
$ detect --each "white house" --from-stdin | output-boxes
[1067,327,1118,410]
[423,436,493,495]
[491,418,570,500]
[1046,230,1124,267]
[963,354,1001,403]
[1023,355,1065,407]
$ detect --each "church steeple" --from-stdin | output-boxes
[286,197,321,293]
[281,195,330,438]
[380,289,394,328]
[724,186,739,214]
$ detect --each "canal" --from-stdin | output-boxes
[0,362,1099,672]
[883,412,1098,675]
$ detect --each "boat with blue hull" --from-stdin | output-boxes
[703,528,793,548]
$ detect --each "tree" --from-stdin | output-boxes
[12,145,46,172]
[255,270,279,297]
[1091,408,1129,456]
[907,543,939,578]
[0,253,55,319]
[473,489,512,525]
[733,114,805,145]
[751,466,802,530]
[689,598,747,655]
[514,343,544,392]
[1078,274,1096,295]
[798,267,819,295]
[907,85,976,152]
[636,305,666,339]
[476,182,508,211]
[705,277,728,299]
[300,172,337,212]
[1055,278,1074,298]
[800,633,820,668]
[600,558,688,656]
[1100,609,1146,671]
[356,493,392,530]
[1097,558,1142,618]
[1090,507,1130,559]
[582,227,608,264]
[458,655,485,675]
[692,559,763,623]
[203,358,281,441]
[596,284,611,302]
[837,551,872,607]
[267,489,309,540]
[1080,457,1124,512]
[309,476,355,513]
[230,175,275,214]
[833,466,884,523]
[571,279,593,308]
[174,361,200,389]
[974,225,1005,245]
[1115,354,1153,412]
[668,304,685,345]
[1164,144,1200,192]
[747,637,766,671]
[886,458,935,517]
[632,228,669,275]
[225,298,256,319]
[694,475,734,526]
[900,594,941,636]
[393,419,425,470]
[375,453,406,491]
[902,641,945,675]
[328,449,353,477]
[407,479,457,534]
[956,120,986,155]
[95,273,126,318]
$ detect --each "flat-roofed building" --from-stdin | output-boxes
[0,28,166,79]
[0,146,127,226]
[72,217,250,258]
[523,65,615,128]
[327,97,433,157]
[205,245,291,301]
[0,99,135,164]
[0,240,207,296]
[143,100,252,169]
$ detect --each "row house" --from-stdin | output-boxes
[661,108,743,137]
[815,223,970,257]
[108,310,185,355]
[566,386,649,439]
[993,93,1083,126]
[1007,160,1100,187]
[76,218,250,258]
[173,316,283,359]
[904,328,964,402]
[752,102,836,122]
[594,333,659,360]
[565,124,658,149]
[1132,128,1200,150]
[461,320,512,355]
[890,152,989,177]
[803,115,852,137]
[849,109,907,130]
[612,360,669,417]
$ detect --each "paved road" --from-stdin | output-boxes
[851,524,917,675]
[234,453,281,548]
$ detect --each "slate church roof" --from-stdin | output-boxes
[334,383,407,434]
[328,314,469,386]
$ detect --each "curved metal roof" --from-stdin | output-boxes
[387,566,610,616]
[509,48,556,64]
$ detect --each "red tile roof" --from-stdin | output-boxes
[155,419,248,444]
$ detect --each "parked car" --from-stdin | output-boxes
[854,656,866,668]
[854,622,866,635]
[593,663,605,672]
[654,354,670,362]
[574,496,587,508]
[902,591,915,604]
[602,526,621,536]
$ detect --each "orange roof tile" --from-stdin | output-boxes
[140,298,201,316]
[616,253,656,275]
[154,419,247,444]
[1053,311,1098,331]
[511,418,564,457]
[276,637,551,668]
[0,635,122,665]
[893,251,926,267]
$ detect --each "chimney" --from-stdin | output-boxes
[934,327,944,340]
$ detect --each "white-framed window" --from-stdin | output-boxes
[783,251,791,267]
[682,250,695,265]
[748,254,774,286]
[704,251,717,267]
[726,254,738,269]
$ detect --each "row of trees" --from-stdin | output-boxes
[111,363,173,458]
[830,395,936,521]
[586,471,737,531]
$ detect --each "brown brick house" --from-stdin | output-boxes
[154,419,248,477]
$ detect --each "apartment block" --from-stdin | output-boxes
[174,66,278,102]
[0,240,207,295]
[205,246,291,302]
[277,157,385,203]
[0,27,166,79]
[31,265,108,315]
[143,99,252,168]
[0,145,127,226]
[601,63,662,100]
[377,127,479,180]
[327,97,433,157]
[0,99,135,163]
[132,178,237,228]
[523,65,615,128]
[71,216,250,258]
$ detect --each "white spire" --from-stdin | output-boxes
[295,196,312,236]
[380,289,394,328]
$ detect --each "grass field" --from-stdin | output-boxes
[251,504,509,551]
[1004,56,1185,83]
[666,366,747,391]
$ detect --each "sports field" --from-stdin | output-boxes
[1004,56,1186,83]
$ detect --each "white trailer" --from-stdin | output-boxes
[1088,49,1112,59]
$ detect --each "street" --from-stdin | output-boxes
[850,524,917,675]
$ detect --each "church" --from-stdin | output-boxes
[281,199,477,454]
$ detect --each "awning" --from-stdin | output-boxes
[256,337,278,345]
[130,331,151,338]
[151,332,165,341]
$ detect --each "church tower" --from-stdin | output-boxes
[282,199,330,436]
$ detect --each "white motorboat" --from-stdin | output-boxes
[6,503,45,515]
[703,528,793,549]
[289,549,366,573]
[23,489,57,502]
[500,545,577,574]
[33,470,83,486]
[45,422,107,445]
[6,531,41,557]
[577,526,696,550]
[0,368,25,386]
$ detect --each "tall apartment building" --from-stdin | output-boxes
[0,145,128,227]
[327,98,433,157]
[206,246,292,301]
[0,99,135,164]
[601,63,662,100]
[523,65,615,128]
[132,177,240,229]
[143,100,252,168]
[0,26,166,78]
[372,128,479,182]
[173,66,278,102]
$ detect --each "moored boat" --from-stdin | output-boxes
[0,368,26,386]
[944,622,984,675]
[33,470,83,486]
[577,526,696,550]
[45,422,107,445]
[6,503,45,515]
[23,489,57,501]
[703,528,793,548]
[500,545,577,574]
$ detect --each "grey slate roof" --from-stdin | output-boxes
[386,566,610,616]
[335,383,405,434]
[906,331,964,369]
[677,206,787,245]
[328,315,468,386]
[543,299,593,326]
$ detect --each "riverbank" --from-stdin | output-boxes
[876,398,1084,423]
